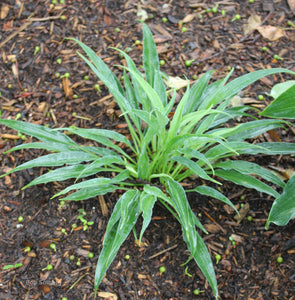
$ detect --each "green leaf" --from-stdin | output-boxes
[60,185,117,201]
[142,22,160,88]
[3,142,73,153]
[183,71,213,114]
[170,156,220,184]
[270,80,295,99]
[215,169,280,198]
[137,149,149,180]
[139,192,157,244]
[261,84,295,119]
[207,68,295,109]
[266,174,295,229]
[0,119,76,146]
[94,190,140,293]
[214,160,285,188]
[193,185,238,214]
[166,179,218,299]
[2,151,97,176]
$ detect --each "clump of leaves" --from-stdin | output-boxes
[1,22,295,299]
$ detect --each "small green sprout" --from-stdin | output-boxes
[220,9,226,16]
[72,223,77,229]
[184,266,192,277]
[18,216,24,223]
[15,113,22,120]
[114,27,121,33]
[277,256,283,263]
[83,75,89,81]
[24,246,31,253]
[43,264,53,271]
[52,0,57,4]
[193,289,204,295]
[124,254,130,260]
[162,17,168,23]
[61,297,68,300]
[287,20,295,27]
[215,254,222,264]
[249,0,254,3]
[88,252,94,259]
[8,83,12,88]
[181,26,187,33]
[262,46,269,52]
[69,255,75,261]
[231,14,241,22]
[54,72,60,78]
[229,236,236,245]
[185,60,193,67]
[247,216,253,221]
[258,94,265,100]
[159,266,166,274]
[56,58,62,64]
[61,228,67,235]
[94,84,101,92]
[50,243,57,252]
[159,60,166,66]
[59,0,65,4]
[134,40,141,45]
[273,54,283,61]
[61,73,70,78]
[212,4,218,13]
[60,15,66,20]
[205,8,211,13]
[76,258,81,266]
[34,46,40,55]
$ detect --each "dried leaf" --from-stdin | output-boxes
[287,0,295,11]
[182,13,195,23]
[204,223,221,233]
[62,77,73,98]
[234,202,250,224]
[257,25,285,41]
[243,15,262,35]
[97,292,118,300]
[0,5,9,19]
[164,76,189,90]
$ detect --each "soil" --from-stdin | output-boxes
[0,1,295,300]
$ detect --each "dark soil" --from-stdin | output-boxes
[1,1,295,299]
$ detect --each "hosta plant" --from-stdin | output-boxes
[1,23,295,299]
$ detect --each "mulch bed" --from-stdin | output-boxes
[0,1,295,299]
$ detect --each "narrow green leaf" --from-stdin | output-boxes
[170,156,220,184]
[3,142,73,153]
[139,193,157,244]
[214,160,285,188]
[61,185,117,201]
[193,185,238,214]
[94,190,140,292]
[137,149,149,180]
[0,119,76,146]
[3,151,97,176]
[266,174,295,228]
[215,169,280,198]
[142,22,160,87]
[183,71,213,114]
[166,179,218,299]
[261,84,295,119]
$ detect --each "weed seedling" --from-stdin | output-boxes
[215,254,222,264]
[258,94,265,100]
[159,59,166,66]
[42,264,53,271]
[231,14,241,22]
[185,60,193,67]
[34,46,40,55]
[159,266,166,274]
[50,243,57,252]
[56,58,62,64]
[94,84,101,92]
[76,258,81,266]
[277,256,283,263]
[184,266,193,277]
[162,17,168,23]
[24,246,31,253]
[287,20,295,27]
[88,252,94,259]
[124,254,130,260]
[18,216,24,223]
[273,54,283,61]
[193,289,204,295]
[61,72,70,78]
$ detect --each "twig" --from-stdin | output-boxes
[148,244,178,259]
[0,13,64,49]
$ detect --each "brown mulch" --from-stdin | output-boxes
[1,1,295,299]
